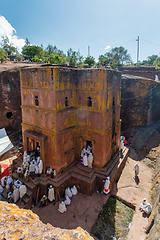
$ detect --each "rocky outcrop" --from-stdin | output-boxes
[0,201,93,240]
[145,156,160,239]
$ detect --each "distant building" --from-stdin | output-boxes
[20,66,121,173]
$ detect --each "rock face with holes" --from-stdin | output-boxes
[0,69,21,133]
[121,74,160,129]
[0,201,93,240]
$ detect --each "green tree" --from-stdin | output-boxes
[66,48,83,66]
[1,36,18,55]
[0,48,6,62]
[99,46,132,67]
[140,55,158,65]
[84,56,95,66]
[22,45,44,59]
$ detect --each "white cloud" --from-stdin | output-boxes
[0,16,25,52]
[105,45,111,52]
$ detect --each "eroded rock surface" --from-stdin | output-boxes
[0,201,93,240]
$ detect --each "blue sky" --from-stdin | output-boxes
[0,0,160,63]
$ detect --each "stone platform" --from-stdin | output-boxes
[11,147,129,208]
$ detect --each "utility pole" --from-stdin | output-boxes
[88,46,90,57]
[136,36,139,65]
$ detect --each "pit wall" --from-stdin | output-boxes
[0,70,21,134]
[119,66,160,81]
[20,67,121,173]
[121,75,160,129]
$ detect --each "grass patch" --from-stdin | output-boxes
[91,197,134,240]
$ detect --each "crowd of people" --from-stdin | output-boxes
[38,185,78,214]
[0,175,27,203]
[81,145,93,168]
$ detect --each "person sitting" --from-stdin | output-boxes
[65,187,72,198]
[103,176,111,195]
[8,191,13,203]
[58,201,67,213]
[65,196,71,205]
[38,195,48,207]
[71,185,78,195]
[46,166,52,175]
[14,179,22,189]
[139,198,152,214]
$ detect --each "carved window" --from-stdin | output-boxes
[35,96,39,106]
[65,97,69,107]
[87,96,92,107]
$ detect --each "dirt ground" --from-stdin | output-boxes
[32,147,153,240]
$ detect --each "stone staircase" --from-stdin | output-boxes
[11,147,129,208]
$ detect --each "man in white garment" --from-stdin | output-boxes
[13,186,20,203]
[58,201,67,213]
[83,153,88,166]
[65,195,71,205]
[103,176,111,195]
[48,185,55,202]
[38,159,43,174]
[65,187,72,198]
[88,153,93,168]
[139,198,152,214]
[71,185,78,195]
[6,176,13,190]
[1,176,7,187]
[19,184,27,202]
[134,163,139,177]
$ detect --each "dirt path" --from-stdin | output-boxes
[113,148,153,240]
[32,147,153,240]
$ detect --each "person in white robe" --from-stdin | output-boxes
[103,176,110,195]
[46,166,52,175]
[134,163,139,177]
[65,187,72,198]
[88,153,93,168]
[19,184,27,199]
[65,195,71,205]
[83,153,88,166]
[6,176,13,190]
[58,201,67,213]
[71,185,78,195]
[0,185,3,200]
[139,198,152,214]
[1,176,7,187]
[35,163,39,175]
[14,179,22,188]
[48,185,55,202]
[38,159,43,174]
[13,186,20,203]
[23,151,27,162]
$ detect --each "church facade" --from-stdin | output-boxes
[20,66,121,173]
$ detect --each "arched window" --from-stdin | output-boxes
[65,96,69,107]
[35,96,39,106]
[87,96,92,107]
